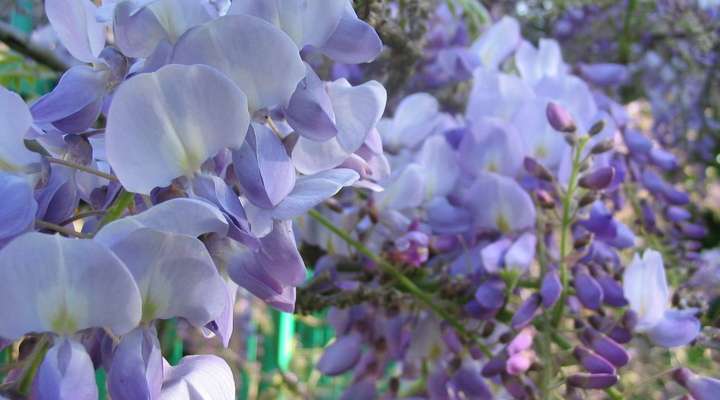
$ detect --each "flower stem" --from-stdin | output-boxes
[95,190,135,233]
[17,335,50,396]
[551,137,588,327]
[307,209,490,357]
[35,220,91,239]
[47,157,118,182]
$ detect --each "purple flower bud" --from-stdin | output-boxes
[590,139,614,154]
[573,346,616,374]
[535,189,556,209]
[662,186,690,206]
[475,279,506,310]
[546,102,576,133]
[502,374,531,399]
[506,350,535,375]
[673,368,720,400]
[649,147,677,171]
[596,275,628,307]
[607,326,633,344]
[452,363,492,398]
[507,328,535,355]
[540,270,562,308]
[624,130,652,155]
[581,329,629,368]
[680,223,707,239]
[567,373,619,389]
[666,206,691,222]
[578,167,615,190]
[574,272,604,310]
[481,355,507,377]
[523,157,554,181]
[511,293,541,329]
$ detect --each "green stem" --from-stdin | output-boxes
[35,219,91,239]
[18,336,50,396]
[307,209,490,357]
[619,0,637,64]
[96,190,134,232]
[47,157,118,182]
[605,387,625,400]
[551,137,588,327]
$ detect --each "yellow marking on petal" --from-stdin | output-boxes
[51,306,77,335]
[496,213,511,234]
[142,300,159,323]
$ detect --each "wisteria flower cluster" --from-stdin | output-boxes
[1,0,718,399]
[0,0,386,398]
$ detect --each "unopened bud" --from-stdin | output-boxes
[578,167,615,190]
[588,120,605,136]
[567,373,618,389]
[547,102,577,133]
[523,157,554,181]
[578,192,598,208]
[591,139,615,154]
[573,232,593,250]
[534,190,556,209]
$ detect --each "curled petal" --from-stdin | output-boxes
[471,16,520,69]
[106,64,250,194]
[318,4,383,64]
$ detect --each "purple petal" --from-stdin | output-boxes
[511,293,541,329]
[285,65,338,142]
[268,169,359,220]
[646,309,701,348]
[673,368,720,400]
[33,339,98,400]
[96,198,229,246]
[574,272,604,310]
[317,333,362,376]
[0,87,39,171]
[108,327,163,400]
[0,173,37,240]
[540,269,562,308]
[318,4,383,64]
[579,63,629,86]
[474,279,506,310]
[233,124,296,209]
[581,329,629,368]
[573,346,615,374]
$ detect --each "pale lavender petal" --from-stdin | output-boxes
[463,172,536,233]
[291,135,351,175]
[269,169,359,220]
[106,64,250,194]
[160,355,235,400]
[172,14,305,112]
[505,233,537,272]
[0,173,37,240]
[45,0,104,62]
[646,309,701,348]
[0,233,142,339]
[109,228,226,326]
[0,87,40,172]
[232,124,295,209]
[471,16,520,70]
[96,198,228,246]
[108,327,163,400]
[285,65,337,142]
[378,92,441,151]
[579,63,629,86]
[33,339,98,400]
[328,79,386,153]
[416,134,459,199]
[318,4,383,64]
[375,164,425,211]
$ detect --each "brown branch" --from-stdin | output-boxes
[0,20,69,72]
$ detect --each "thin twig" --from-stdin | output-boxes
[35,220,90,239]
[47,157,118,182]
[0,21,69,72]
